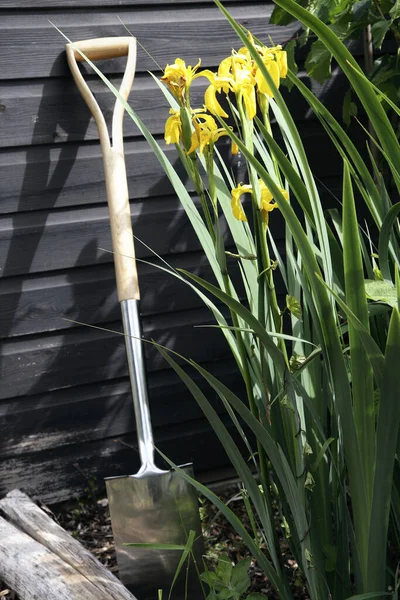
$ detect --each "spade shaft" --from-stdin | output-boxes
[66,36,204,599]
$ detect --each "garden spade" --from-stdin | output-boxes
[66,37,204,599]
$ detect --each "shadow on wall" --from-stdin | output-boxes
[0,50,219,498]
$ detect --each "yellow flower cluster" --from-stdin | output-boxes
[161,58,203,103]
[164,108,229,153]
[161,35,288,225]
[200,38,287,120]
[231,180,288,226]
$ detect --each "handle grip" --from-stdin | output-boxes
[66,37,134,62]
[66,36,139,302]
[104,149,140,302]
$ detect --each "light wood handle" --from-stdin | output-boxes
[104,148,140,302]
[66,36,139,302]
[66,37,133,62]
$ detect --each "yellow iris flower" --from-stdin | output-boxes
[255,58,280,97]
[259,180,288,225]
[200,54,257,120]
[161,58,203,102]
[187,113,229,154]
[238,38,287,98]
[272,45,288,78]
[164,109,182,144]
[231,180,288,225]
[231,183,252,221]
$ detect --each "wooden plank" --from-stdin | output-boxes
[0,76,207,148]
[0,69,350,148]
[0,124,351,215]
[0,515,115,600]
[0,306,232,400]
[0,359,243,457]
[0,253,248,339]
[0,5,300,80]
[0,139,196,214]
[0,490,137,600]
[1,418,244,504]
[0,198,208,277]
[0,252,223,338]
[0,0,247,6]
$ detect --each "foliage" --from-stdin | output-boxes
[272,0,400,127]
[64,0,400,597]
[200,554,266,600]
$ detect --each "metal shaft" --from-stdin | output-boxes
[121,299,166,477]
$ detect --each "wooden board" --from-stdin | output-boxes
[0,140,194,214]
[0,358,243,457]
[1,417,245,504]
[0,305,234,400]
[0,252,223,338]
[0,0,246,6]
[0,490,137,600]
[0,5,300,80]
[0,70,351,149]
[0,515,118,600]
[0,198,206,276]
[0,125,353,216]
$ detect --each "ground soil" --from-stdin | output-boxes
[0,483,309,599]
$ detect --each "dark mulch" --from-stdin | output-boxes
[0,483,309,599]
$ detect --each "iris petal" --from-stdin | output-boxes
[204,85,229,118]
[256,60,280,97]
[231,184,252,221]
[164,114,181,144]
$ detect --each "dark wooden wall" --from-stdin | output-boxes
[0,0,351,504]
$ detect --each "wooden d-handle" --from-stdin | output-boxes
[66,37,133,62]
[66,36,139,302]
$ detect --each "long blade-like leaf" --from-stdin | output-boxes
[342,163,375,511]
[368,308,400,593]
[272,0,400,190]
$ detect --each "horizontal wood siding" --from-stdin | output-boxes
[0,0,357,503]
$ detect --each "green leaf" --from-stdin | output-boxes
[305,40,332,83]
[286,294,303,320]
[286,70,383,227]
[371,19,392,49]
[247,595,269,600]
[124,542,185,550]
[345,594,391,600]
[343,161,375,510]
[281,39,298,91]
[317,276,385,386]
[218,589,236,600]
[167,529,196,600]
[378,202,400,281]
[352,0,372,23]
[153,347,285,590]
[396,265,400,310]
[365,279,397,306]
[304,548,314,568]
[311,437,336,471]
[342,88,358,127]
[269,4,296,25]
[273,0,400,191]
[303,441,313,458]
[323,543,337,572]
[305,471,316,491]
[231,558,252,595]
[390,0,400,19]
[367,308,400,591]
[216,554,233,586]
[286,38,298,75]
